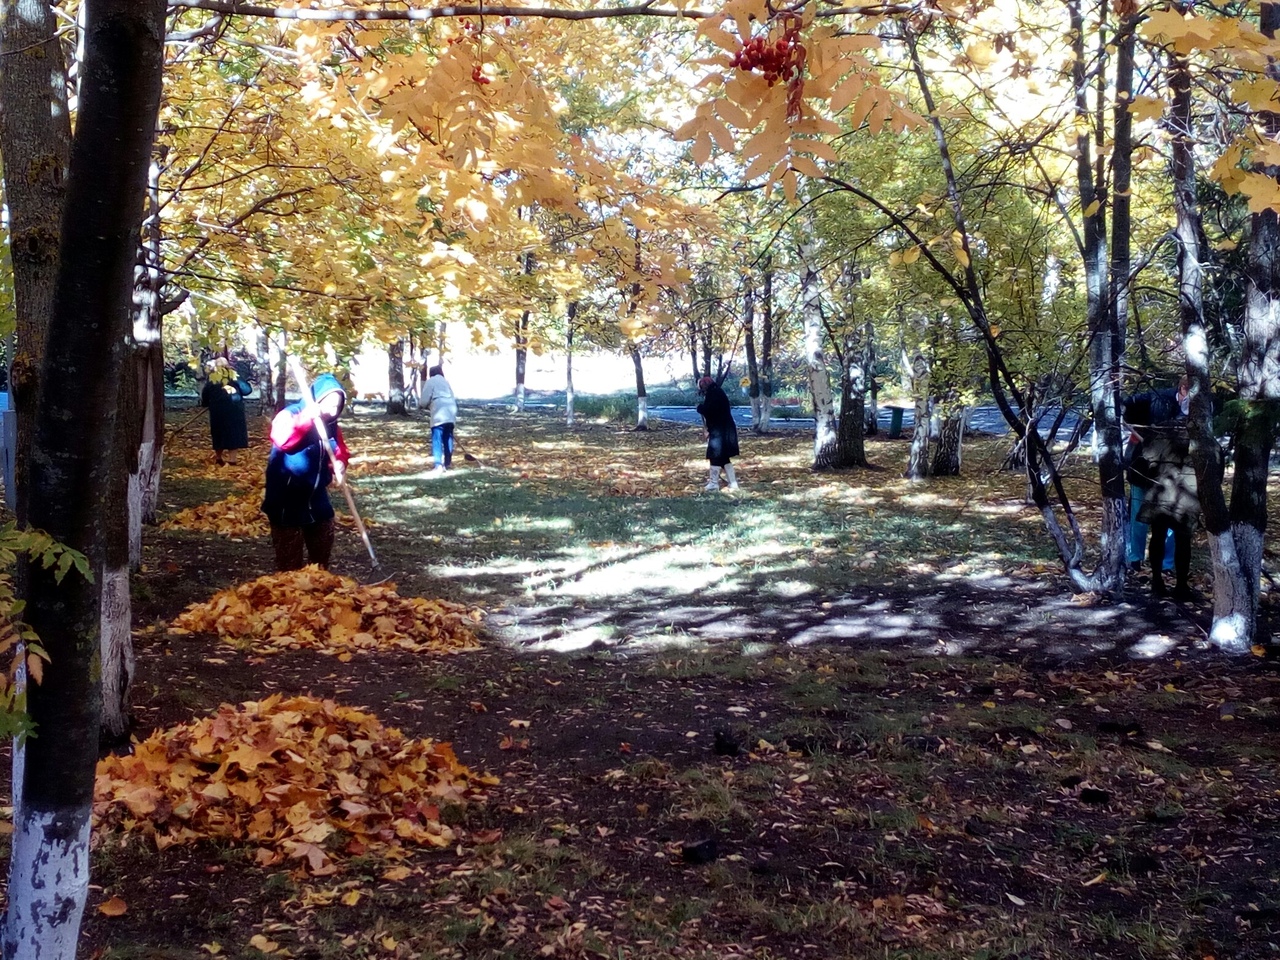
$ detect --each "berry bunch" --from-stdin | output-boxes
[729,17,807,118]
[471,64,491,85]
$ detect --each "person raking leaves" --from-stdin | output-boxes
[261,373,350,571]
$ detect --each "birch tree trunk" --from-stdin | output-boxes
[903,351,932,480]
[799,246,838,468]
[3,5,165,957]
[744,283,761,425]
[757,265,775,433]
[862,319,878,436]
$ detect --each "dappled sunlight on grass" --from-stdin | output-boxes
[287,407,1219,660]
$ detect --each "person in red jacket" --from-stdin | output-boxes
[261,373,350,570]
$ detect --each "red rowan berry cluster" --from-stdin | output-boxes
[472,64,491,85]
[729,17,807,118]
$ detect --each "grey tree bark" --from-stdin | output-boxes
[386,338,408,415]
[2,4,165,957]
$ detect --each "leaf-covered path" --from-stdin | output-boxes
[40,406,1280,958]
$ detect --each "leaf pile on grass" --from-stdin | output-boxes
[161,491,271,538]
[95,694,497,875]
[160,491,370,538]
[169,567,482,657]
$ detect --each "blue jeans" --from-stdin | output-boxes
[1129,486,1173,569]
[431,422,455,468]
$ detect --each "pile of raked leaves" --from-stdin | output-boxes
[95,695,497,875]
[161,490,271,538]
[170,567,482,658]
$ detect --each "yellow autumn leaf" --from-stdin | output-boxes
[902,245,921,265]
[341,890,362,906]
[1082,199,1101,217]
[248,934,279,954]
[98,897,128,917]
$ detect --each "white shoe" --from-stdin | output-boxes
[704,481,720,491]
[427,465,445,477]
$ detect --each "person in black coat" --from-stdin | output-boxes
[201,358,252,465]
[696,375,739,491]
[1121,380,1186,570]
[1132,423,1199,600]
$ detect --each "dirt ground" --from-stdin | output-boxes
[23,405,1280,959]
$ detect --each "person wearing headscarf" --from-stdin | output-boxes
[261,373,350,570]
[696,375,740,491]
[418,363,458,475]
[201,357,252,465]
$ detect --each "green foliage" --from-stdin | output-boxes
[0,521,93,739]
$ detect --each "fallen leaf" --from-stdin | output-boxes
[248,934,279,954]
[98,897,128,917]
[1005,893,1026,907]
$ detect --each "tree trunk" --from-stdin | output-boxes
[688,321,699,384]
[758,264,774,433]
[799,247,838,468]
[257,327,275,410]
[744,282,761,425]
[0,0,72,528]
[565,301,576,427]
[904,354,932,480]
[128,150,166,569]
[930,404,967,476]
[1168,35,1256,650]
[3,6,165,958]
[834,348,868,468]
[386,338,408,415]
[862,319,878,436]
[515,309,530,412]
[101,358,137,743]
[274,332,289,413]
[630,345,648,431]
[1071,0,1127,595]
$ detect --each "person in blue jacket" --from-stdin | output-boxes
[261,374,350,571]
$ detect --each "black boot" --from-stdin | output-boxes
[1151,574,1167,597]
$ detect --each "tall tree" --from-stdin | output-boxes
[2,4,166,957]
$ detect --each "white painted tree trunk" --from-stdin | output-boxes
[99,564,133,740]
[2,805,92,960]
[636,395,648,430]
[1207,526,1261,653]
[128,438,161,568]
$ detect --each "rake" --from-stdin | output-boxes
[287,358,381,573]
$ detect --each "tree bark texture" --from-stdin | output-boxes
[1169,38,1257,649]
[3,4,165,957]
[0,0,72,528]
[834,329,867,468]
[630,345,648,431]
[386,338,408,415]
[565,301,576,427]
[744,282,760,424]
[757,265,775,433]
[799,248,838,469]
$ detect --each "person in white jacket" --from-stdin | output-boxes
[418,364,458,474]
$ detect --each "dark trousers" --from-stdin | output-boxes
[1148,520,1192,596]
[431,422,455,468]
[271,518,336,571]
